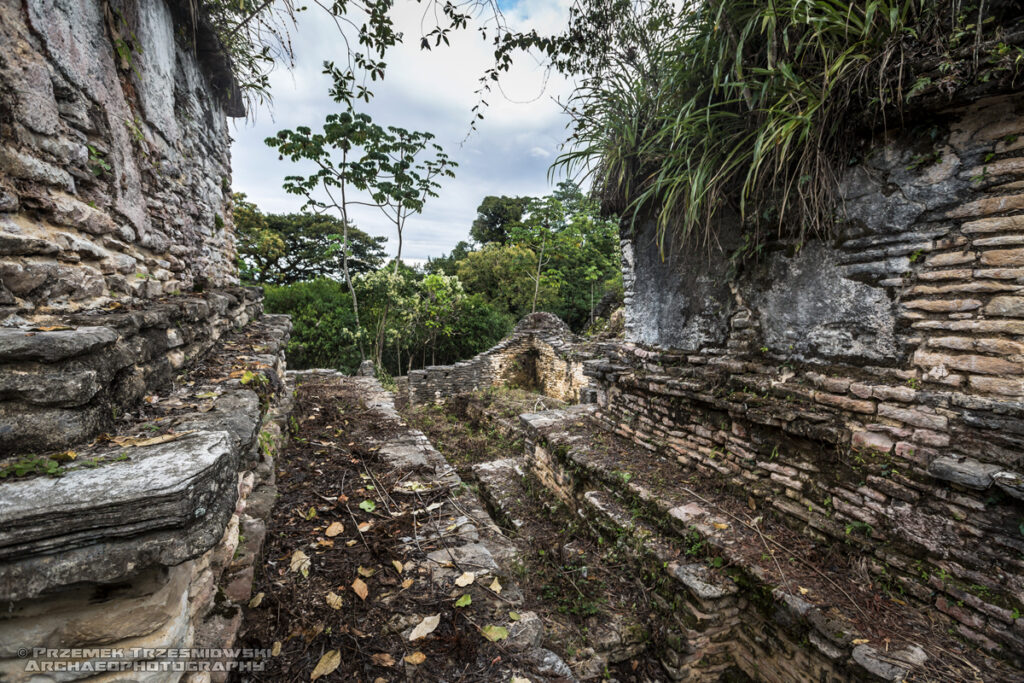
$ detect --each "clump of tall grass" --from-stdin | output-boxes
[554,0,1024,252]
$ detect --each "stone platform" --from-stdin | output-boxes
[0,312,291,683]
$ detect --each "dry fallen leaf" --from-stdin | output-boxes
[455,571,475,587]
[371,653,395,667]
[325,521,344,537]
[401,578,414,590]
[404,651,427,665]
[409,614,440,641]
[489,577,502,594]
[392,560,403,574]
[798,586,809,595]
[480,624,508,642]
[248,592,264,608]
[358,566,376,578]
[358,522,372,533]
[713,522,729,530]
[310,649,340,680]
[852,638,870,645]
[511,677,532,683]
[271,641,282,657]
[111,430,195,448]
[346,540,358,547]
[326,592,343,610]
[290,550,311,578]
[352,577,369,601]
[747,496,757,511]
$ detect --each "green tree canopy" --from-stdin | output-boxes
[469,195,530,245]
[456,243,557,320]
[425,240,474,276]
[234,194,386,285]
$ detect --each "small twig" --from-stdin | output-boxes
[678,484,869,624]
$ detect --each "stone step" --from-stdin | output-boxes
[471,457,533,530]
[470,456,654,678]
[522,407,937,682]
[580,489,738,608]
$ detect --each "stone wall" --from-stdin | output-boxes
[595,91,1024,667]
[0,3,293,679]
[0,286,263,454]
[0,0,241,314]
[0,314,291,682]
[406,312,593,405]
[523,407,936,681]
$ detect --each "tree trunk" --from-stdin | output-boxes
[337,150,364,361]
[531,235,546,314]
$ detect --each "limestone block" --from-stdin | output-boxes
[0,146,73,191]
[851,430,894,454]
[0,326,117,362]
[0,563,191,657]
[0,579,190,683]
[984,295,1024,317]
[980,247,1024,267]
[0,431,241,601]
[928,455,1001,489]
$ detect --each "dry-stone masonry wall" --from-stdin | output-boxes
[0,314,291,682]
[595,91,1024,668]
[522,406,936,681]
[0,286,263,453]
[406,312,593,405]
[0,3,290,680]
[0,0,241,314]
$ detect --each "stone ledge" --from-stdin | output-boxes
[0,288,263,454]
[0,430,239,601]
[0,309,292,680]
[520,406,1021,680]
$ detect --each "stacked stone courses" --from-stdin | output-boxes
[0,3,291,681]
[602,91,1024,667]
[0,0,240,314]
[406,312,594,405]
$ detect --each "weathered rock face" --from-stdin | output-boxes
[0,0,240,315]
[406,312,594,405]
[0,286,263,454]
[600,91,1024,667]
[0,3,289,679]
[0,315,292,682]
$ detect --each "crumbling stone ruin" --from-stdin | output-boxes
[2,0,1024,681]
[401,92,1024,678]
[405,312,593,405]
[1,1,289,679]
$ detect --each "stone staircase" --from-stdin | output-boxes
[513,404,1017,682]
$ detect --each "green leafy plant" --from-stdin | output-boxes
[87,145,112,177]
[0,456,63,478]
[541,0,1023,251]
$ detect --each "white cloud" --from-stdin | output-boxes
[230,0,575,262]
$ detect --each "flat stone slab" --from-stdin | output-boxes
[0,326,118,362]
[473,458,529,529]
[0,430,239,601]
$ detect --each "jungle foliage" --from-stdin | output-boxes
[239,181,620,375]
[536,0,1024,250]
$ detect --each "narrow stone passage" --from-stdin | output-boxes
[404,389,663,680]
[237,376,1018,682]
[236,375,578,682]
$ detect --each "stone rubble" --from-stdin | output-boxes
[406,312,595,406]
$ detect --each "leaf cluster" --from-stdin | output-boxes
[490,0,1024,251]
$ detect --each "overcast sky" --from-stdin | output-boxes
[229,0,574,265]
